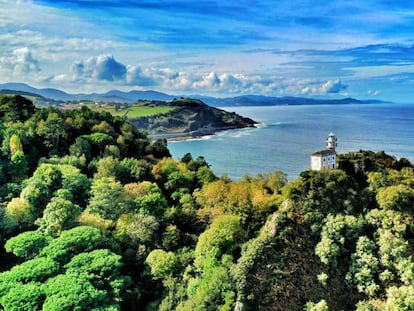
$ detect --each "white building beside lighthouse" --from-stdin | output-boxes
[311,133,338,170]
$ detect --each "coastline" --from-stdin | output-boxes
[151,123,259,142]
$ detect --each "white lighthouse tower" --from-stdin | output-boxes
[326,132,337,151]
[311,133,338,170]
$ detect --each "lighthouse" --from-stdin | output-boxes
[311,133,338,170]
[326,132,337,151]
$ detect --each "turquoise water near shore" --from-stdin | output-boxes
[168,103,414,180]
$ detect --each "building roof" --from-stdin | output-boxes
[311,149,337,156]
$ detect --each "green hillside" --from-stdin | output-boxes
[73,98,257,140]
[73,101,175,118]
[130,98,257,139]
[0,95,413,310]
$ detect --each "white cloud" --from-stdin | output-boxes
[40,52,355,97]
[12,47,40,73]
[193,72,221,89]
[126,66,156,86]
[71,55,126,82]
[321,79,348,93]
[127,66,179,87]
[299,79,348,95]
[367,89,380,96]
[0,47,40,75]
[184,72,257,94]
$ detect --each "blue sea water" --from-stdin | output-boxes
[168,103,414,180]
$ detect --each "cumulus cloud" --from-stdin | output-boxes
[126,66,157,86]
[300,79,348,95]
[126,66,182,87]
[63,56,256,94]
[0,47,40,74]
[193,72,221,89]
[321,79,348,93]
[96,55,126,81]
[187,72,255,94]
[72,55,126,82]
[44,53,353,97]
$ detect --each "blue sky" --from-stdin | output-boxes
[2,1,414,101]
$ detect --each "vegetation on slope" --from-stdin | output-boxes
[0,95,413,310]
[130,98,257,139]
[69,102,175,118]
[65,98,257,140]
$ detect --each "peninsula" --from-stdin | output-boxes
[129,98,257,140]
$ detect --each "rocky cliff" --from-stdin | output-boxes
[131,98,257,140]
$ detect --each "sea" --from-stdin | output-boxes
[168,103,414,180]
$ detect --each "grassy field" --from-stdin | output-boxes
[117,106,174,118]
[65,103,175,118]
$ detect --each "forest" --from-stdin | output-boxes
[0,95,413,310]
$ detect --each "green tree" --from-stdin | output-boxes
[94,156,121,180]
[36,112,69,155]
[87,132,114,157]
[64,249,130,299]
[78,211,113,233]
[1,257,60,284]
[19,178,50,217]
[0,95,36,122]
[305,300,329,311]
[58,164,91,207]
[146,249,178,280]
[103,144,121,158]
[0,282,44,311]
[232,211,289,310]
[346,236,380,297]
[376,184,414,212]
[92,120,115,136]
[9,133,23,155]
[32,164,63,191]
[86,177,129,221]
[377,229,411,284]
[8,150,28,183]
[196,175,283,234]
[119,158,152,183]
[69,136,92,159]
[5,230,51,259]
[173,216,247,310]
[114,212,159,246]
[194,215,246,271]
[131,181,168,218]
[315,214,364,269]
[178,255,236,311]
[40,226,107,264]
[162,224,181,250]
[42,273,108,311]
[289,170,358,232]
[196,166,217,187]
[385,285,414,310]
[5,197,34,228]
[146,138,170,158]
[36,196,81,237]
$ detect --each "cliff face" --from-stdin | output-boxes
[131,99,257,139]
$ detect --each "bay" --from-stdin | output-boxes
[168,103,414,180]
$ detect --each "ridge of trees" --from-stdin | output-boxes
[0,95,413,310]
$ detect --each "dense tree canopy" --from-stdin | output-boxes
[0,95,413,310]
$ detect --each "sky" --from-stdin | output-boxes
[2,0,414,102]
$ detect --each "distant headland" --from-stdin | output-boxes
[0,83,390,141]
[0,82,391,107]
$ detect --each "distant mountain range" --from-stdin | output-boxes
[195,94,389,107]
[0,83,174,102]
[0,82,389,107]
